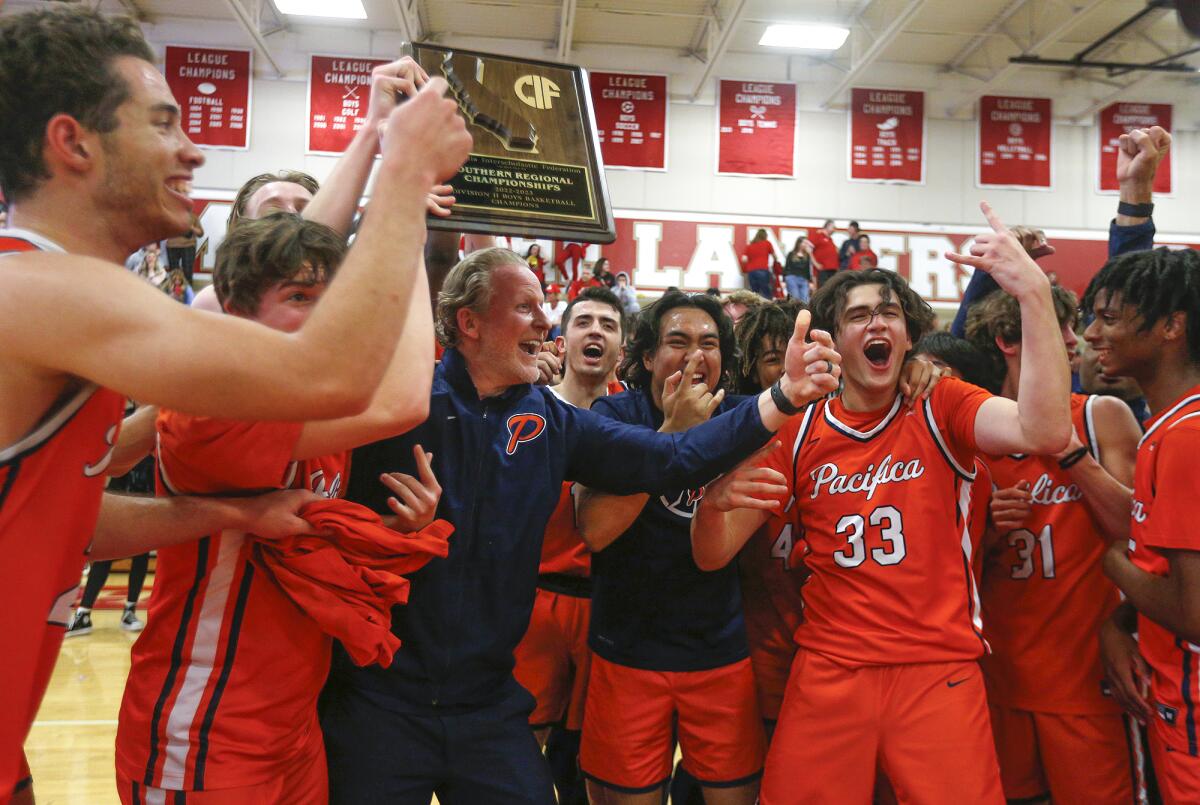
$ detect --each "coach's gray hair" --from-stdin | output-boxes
[436,247,527,348]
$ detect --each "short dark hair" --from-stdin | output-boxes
[1082,247,1200,365]
[733,302,800,394]
[214,213,347,316]
[619,291,736,392]
[562,286,624,335]
[848,220,860,229]
[809,269,936,348]
[0,7,154,201]
[913,331,1000,393]
[228,171,321,228]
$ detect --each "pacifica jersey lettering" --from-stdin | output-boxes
[809,454,924,500]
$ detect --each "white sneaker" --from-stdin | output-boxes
[120,607,145,632]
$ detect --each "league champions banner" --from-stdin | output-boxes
[849,88,925,184]
[716,79,796,177]
[977,95,1052,190]
[1098,102,1173,194]
[164,45,252,150]
[588,71,668,171]
[307,55,391,156]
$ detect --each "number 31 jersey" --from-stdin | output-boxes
[979,394,1120,714]
[762,378,992,667]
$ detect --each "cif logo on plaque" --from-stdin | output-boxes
[515,75,560,110]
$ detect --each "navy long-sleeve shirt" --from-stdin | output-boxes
[329,349,773,713]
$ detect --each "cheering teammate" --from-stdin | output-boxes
[966,288,1141,803]
[693,204,1071,804]
[0,7,471,797]
[1086,245,1200,804]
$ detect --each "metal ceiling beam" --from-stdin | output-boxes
[222,0,283,77]
[390,0,424,42]
[688,0,749,102]
[946,0,1107,116]
[945,0,1031,71]
[555,0,577,62]
[819,0,929,109]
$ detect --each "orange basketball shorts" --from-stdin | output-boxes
[512,588,592,730]
[761,649,1004,805]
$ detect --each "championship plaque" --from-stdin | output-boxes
[408,42,615,244]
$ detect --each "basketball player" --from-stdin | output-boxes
[1084,245,1200,804]
[966,287,1141,803]
[692,203,1072,804]
[0,6,470,796]
[115,213,441,803]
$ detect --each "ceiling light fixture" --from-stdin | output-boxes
[759,24,850,51]
[273,0,368,19]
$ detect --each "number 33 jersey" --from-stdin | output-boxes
[762,378,992,667]
[979,394,1120,715]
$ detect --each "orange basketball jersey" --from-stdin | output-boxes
[538,381,626,577]
[0,230,126,796]
[116,411,347,792]
[980,394,1120,714]
[1129,387,1200,756]
[763,378,992,666]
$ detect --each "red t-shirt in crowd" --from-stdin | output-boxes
[850,249,878,270]
[808,230,839,271]
[742,239,775,273]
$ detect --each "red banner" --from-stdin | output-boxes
[849,88,924,184]
[978,95,1052,189]
[716,79,796,177]
[307,55,389,155]
[164,45,251,149]
[589,71,668,171]
[1098,102,1173,194]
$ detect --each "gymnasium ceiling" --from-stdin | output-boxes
[6,0,1199,123]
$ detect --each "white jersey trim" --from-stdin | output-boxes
[0,227,68,254]
[0,383,98,464]
[1139,394,1200,448]
[823,394,903,441]
[1083,394,1101,463]
[921,396,977,481]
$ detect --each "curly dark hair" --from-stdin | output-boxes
[214,213,347,316]
[0,7,154,202]
[1082,247,1200,365]
[619,291,737,392]
[732,302,800,394]
[809,269,937,350]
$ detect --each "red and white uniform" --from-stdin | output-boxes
[759,379,1004,805]
[513,381,623,730]
[979,394,1132,803]
[0,230,125,797]
[116,412,346,797]
[1130,387,1200,803]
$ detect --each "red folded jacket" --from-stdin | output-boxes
[251,498,453,668]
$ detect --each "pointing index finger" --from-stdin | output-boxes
[980,201,1007,235]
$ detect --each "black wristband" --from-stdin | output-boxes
[1058,446,1090,469]
[1117,200,1154,218]
[770,379,802,416]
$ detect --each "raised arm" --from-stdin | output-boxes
[0,79,471,422]
[947,203,1071,456]
[1109,126,1170,257]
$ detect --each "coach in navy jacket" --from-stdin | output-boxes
[320,247,841,804]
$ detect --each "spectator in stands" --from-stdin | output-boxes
[809,219,839,288]
[166,211,204,285]
[838,220,861,269]
[740,228,778,299]
[592,257,616,289]
[783,236,814,303]
[525,243,546,288]
[544,283,567,339]
[723,289,767,325]
[849,234,878,271]
[613,271,640,316]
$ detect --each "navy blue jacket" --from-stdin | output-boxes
[589,388,750,671]
[331,349,772,713]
